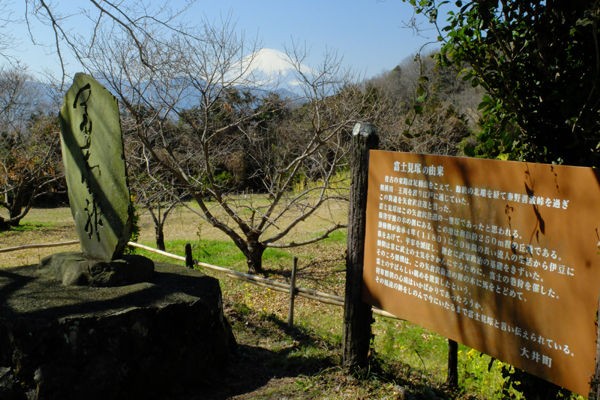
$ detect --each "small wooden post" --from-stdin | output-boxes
[589,296,600,399]
[447,339,459,389]
[288,257,299,327]
[185,243,194,269]
[343,122,378,370]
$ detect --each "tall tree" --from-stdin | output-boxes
[408,0,600,166]
[82,19,368,274]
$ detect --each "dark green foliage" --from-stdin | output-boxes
[409,0,600,165]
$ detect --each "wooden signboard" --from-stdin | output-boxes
[362,150,600,395]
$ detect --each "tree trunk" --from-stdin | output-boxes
[0,214,23,230]
[245,239,265,275]
[0,218,10,232]
[8,217,22,228]
[9,207,21,220]
[9,184,31,226]
[155,225,166,251]
[8,204,24,227]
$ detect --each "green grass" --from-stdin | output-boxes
[0,222,52,234]
[193,240,248,267]
[133,238,293,271]
[373,318,447,379]
[22,207,75,225]
[321,229,347,244]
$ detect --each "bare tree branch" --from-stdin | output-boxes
[79,14,369,273]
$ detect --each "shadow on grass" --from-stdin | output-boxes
[198,308,339,400]
[199,307,454,400]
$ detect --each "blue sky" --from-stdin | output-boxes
[4,0,440,81]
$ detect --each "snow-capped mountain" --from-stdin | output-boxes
[232,48,313,94]
[26,48,313,115]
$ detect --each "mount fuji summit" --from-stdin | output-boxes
[234,48,313,95]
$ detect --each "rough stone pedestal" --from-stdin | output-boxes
[40,252,155,287]
[0,263,235,400]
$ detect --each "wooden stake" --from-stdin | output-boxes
[343,122,378,369]
[589,295,600,399]
[184,243,194,269]
[288,257,298,327]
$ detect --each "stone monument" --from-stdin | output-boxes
[0,74,234,399]
[42,73,153,286]
[60,72,132,259]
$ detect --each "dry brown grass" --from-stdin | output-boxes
[0,198,348,269]
[0,208,79,267]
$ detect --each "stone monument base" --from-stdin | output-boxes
[0,263,235,399]
[40,252,155,286]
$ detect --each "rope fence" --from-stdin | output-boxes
[1,240,398,321]
[0,240,79,253]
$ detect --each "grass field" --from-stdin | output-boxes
[0,202,581,399]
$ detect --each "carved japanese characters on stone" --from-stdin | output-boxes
[59,73,133,261]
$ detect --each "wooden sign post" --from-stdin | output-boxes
[589,299,600,399]
[342,123,378,369]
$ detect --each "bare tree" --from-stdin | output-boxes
[24,0,194,85]
[0,0,16,63]
[0,67,63,229]
[80,17,370,274]
[122,113,186,251]
[0,66,31,131]
[25,2,375,273]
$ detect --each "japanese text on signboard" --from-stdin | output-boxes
[362,151,600,395]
